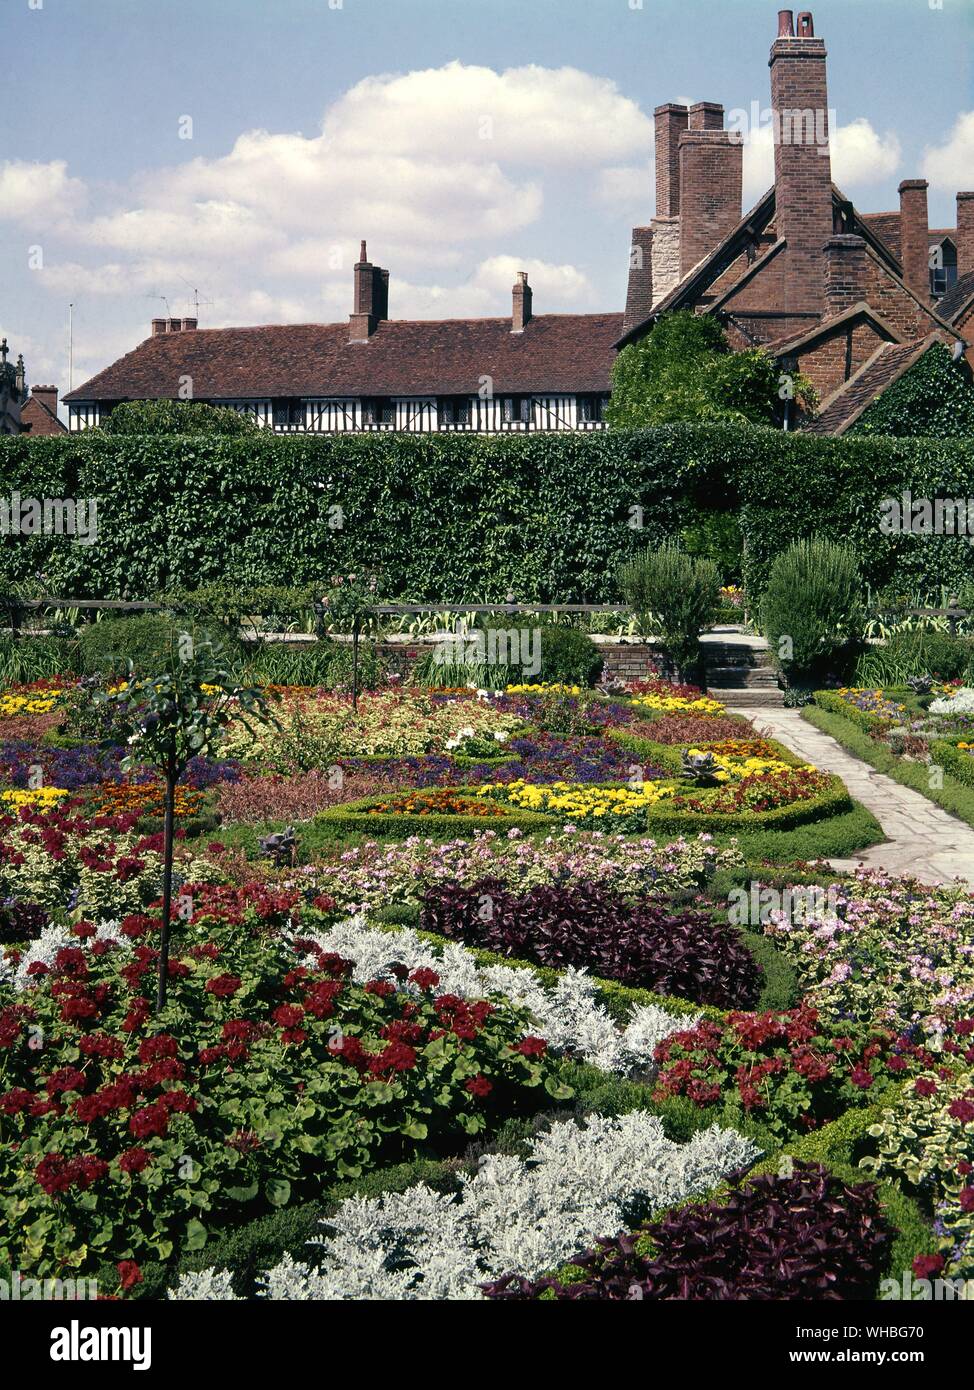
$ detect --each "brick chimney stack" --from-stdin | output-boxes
[678,105,743,277]
[512,271,533,332]
[824,235,868,313]
[898,180,930,303]
[623,227,654,335]
[956,193,974,278]
[769,9,833,317]
[350,240,389,342]
[31,384,59,418]
[655,103,689,218]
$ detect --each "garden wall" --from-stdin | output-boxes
[2,425,973,601]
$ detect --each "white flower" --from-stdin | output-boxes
[170,1113,759,1301]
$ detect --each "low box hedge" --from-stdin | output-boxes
[813,689,891,732]
[607,726,804,773]
[641,775,853,835]
[929,738,974,789]
[315,795,557,839]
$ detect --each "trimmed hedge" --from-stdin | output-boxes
[607,726,804,773]
[642,775,853,834]
[6,424,974,601]
[314,796,557,839]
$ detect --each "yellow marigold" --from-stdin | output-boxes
[1,786,69,807]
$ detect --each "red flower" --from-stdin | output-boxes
[139,1033,179,1063]
[948,1098,974,1123]
[515,1037,548,1057]
[465,1075,493,1098]
[117,1261,142,1292]
[365,979,395,998]
[206,973,242,998]
[912,1254,945,1279]
[129,1101,169,1139]
[118,1147,152,1175]
[848,1066,875,1090]
[272,1004,305,1027]
[958,1187,974,1213]
[409,968,440,991]
[914,1077,938,1097]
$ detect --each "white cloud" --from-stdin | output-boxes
[742,117,901,204]
[0,160,87,225]
[594,161,655,218]
[831,119,901,187]
[922,111,974,191]
[320,62,652,165]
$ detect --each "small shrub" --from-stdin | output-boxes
[537,626,602,687]
[761,536,863,685]
[617,543,720,681]
[855,628,974,686]
[325,642,388,694]
[78,614,244,679]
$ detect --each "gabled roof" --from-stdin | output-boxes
[615,183,904,350]
[614,187,778,347]
[802,335,940,436]
[765,300,903,358]
[64,314,624,404]
[935,270,974,326]
[19,394,67,435]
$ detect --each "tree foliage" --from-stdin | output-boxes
[606,311,816,428]
[100,400,259,436]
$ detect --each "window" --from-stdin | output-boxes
[440,395,472,425]
[272,398,305,429]
[577,395,606,423]
[501,396,530,424]
[362,397,394,425]
[930,240,958,300]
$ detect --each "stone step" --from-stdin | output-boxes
[706,665,779,687]
[711,686,786,707]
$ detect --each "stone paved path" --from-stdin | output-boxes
[728,706,974,887]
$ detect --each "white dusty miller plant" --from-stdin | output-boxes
[0,920,131,994]
[290,915,700,1075]
[170,1111,760,1301]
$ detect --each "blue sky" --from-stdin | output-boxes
[3,0,972,401]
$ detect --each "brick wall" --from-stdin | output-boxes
[794,320,889,400]
[957,193,974,279]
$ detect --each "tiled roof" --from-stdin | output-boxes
[802,336,938,436]
[860,212,901,261]
[64,314,624,403]
[19,395,67,435]
[934,270,974,325]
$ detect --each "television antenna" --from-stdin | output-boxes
[177,275,215,320]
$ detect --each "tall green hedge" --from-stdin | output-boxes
[849,344,974,439]
[2,424,974,600]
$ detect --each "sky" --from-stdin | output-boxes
[3,0,973,407]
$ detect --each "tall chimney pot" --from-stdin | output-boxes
[777,10,795,37]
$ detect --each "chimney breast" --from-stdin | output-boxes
[512,271,533,333]
[688,101,724,131]
[825,235,868,313]
[623,227,654,335]
[151,318,166,337]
